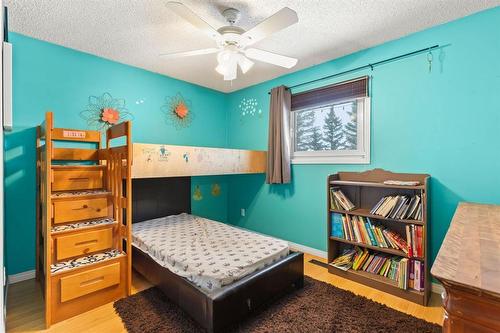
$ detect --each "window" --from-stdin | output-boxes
[290,77,370,164]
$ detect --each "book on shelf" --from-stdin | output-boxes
[370,194,423,220]
[330,247,422,290]
[330,188,355,211]
[331,213,344,238]
[331,213,409,254]
[413,259,425,291]
[406,224,424,258]
[383,180,420,186]
[329,248,357,271]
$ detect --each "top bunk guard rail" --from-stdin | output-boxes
[131,143,267,178]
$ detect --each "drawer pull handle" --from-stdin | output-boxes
[68,177,90,181]
[75,239,98,247]
[80,276,104,287]
[72,205,89,210]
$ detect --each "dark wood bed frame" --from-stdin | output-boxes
[131,177,304,333]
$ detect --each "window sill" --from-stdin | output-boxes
[291,155,370,165]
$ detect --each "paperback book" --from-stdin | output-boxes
[330,188,356,211]
[370,194,423,220]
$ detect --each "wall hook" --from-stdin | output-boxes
[427,49,433,73]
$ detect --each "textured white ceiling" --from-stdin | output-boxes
[5,0,500,92]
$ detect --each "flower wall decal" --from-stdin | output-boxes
[80,92,133,131]
[193,185,203,201]
[211,183,221,197]
[161,93,194,129]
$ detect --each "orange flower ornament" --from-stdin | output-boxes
[101,108,120,124]
[174,102,189,119]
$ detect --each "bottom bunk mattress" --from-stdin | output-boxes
[132,213,289,294]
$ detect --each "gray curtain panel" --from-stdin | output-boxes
[266,85,291,184]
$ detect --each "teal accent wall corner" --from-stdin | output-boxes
[225,7,500,265]
[5,32,229,275]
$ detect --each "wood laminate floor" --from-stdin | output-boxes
[6,253,444,332]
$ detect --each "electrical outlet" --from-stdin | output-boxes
[241,208,246,217]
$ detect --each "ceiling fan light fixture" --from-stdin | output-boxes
[215,63,228,75]
[165,3,299,81]
[237,55,254,74]
[216,49,241,80]
[223,61,237,81]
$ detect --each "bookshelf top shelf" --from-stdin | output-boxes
[329,169,429,191]
[330,180,425,190]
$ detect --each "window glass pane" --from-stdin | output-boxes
[294,100,358,152]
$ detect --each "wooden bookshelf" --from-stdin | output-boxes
[327,168,431,305]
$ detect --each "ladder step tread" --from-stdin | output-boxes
[51,218,117,235]
[51,189,111,199]
[51,249,124,275]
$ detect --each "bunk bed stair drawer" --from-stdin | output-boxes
[60,262,121,302]
[56,228,113,260]
[53,198,108,224]
[52,169,104,191]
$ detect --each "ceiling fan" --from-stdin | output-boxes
[161,2,299,81]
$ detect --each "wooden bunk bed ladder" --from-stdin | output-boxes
[36,112,132,327]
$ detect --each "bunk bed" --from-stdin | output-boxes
[36,112,303,331]
[129,142,304,333]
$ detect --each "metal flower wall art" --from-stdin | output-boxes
[80,92,133,131]
[161,93,194,129]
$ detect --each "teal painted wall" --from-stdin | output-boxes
[225,7,500,265]
[6,7,500,276]
[5,33,229,275]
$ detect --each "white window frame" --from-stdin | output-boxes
[290,97,371,164]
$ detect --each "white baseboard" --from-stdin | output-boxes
[432,281,444,295]
[287,241,327,259]
[8,270,35,284]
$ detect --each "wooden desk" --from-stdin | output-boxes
[431,202,500,333]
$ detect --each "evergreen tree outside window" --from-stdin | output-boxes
[290,77,370,164]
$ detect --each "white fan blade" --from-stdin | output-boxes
[160,48,219,59]
[242,7,298,46]
[166,2,221,41]
[245,48,298,68]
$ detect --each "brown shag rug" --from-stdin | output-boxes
[114,276,441,333]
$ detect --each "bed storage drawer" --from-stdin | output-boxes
[56,228,113,260]
[60,262,120,302]
[52,168,103,191]
[50,256,127,324]
[53,198,108,224]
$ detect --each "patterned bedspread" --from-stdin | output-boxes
[132,213,289,294]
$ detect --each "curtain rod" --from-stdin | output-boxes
[267,44,440,95]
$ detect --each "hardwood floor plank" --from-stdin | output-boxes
[6,253,444,332]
